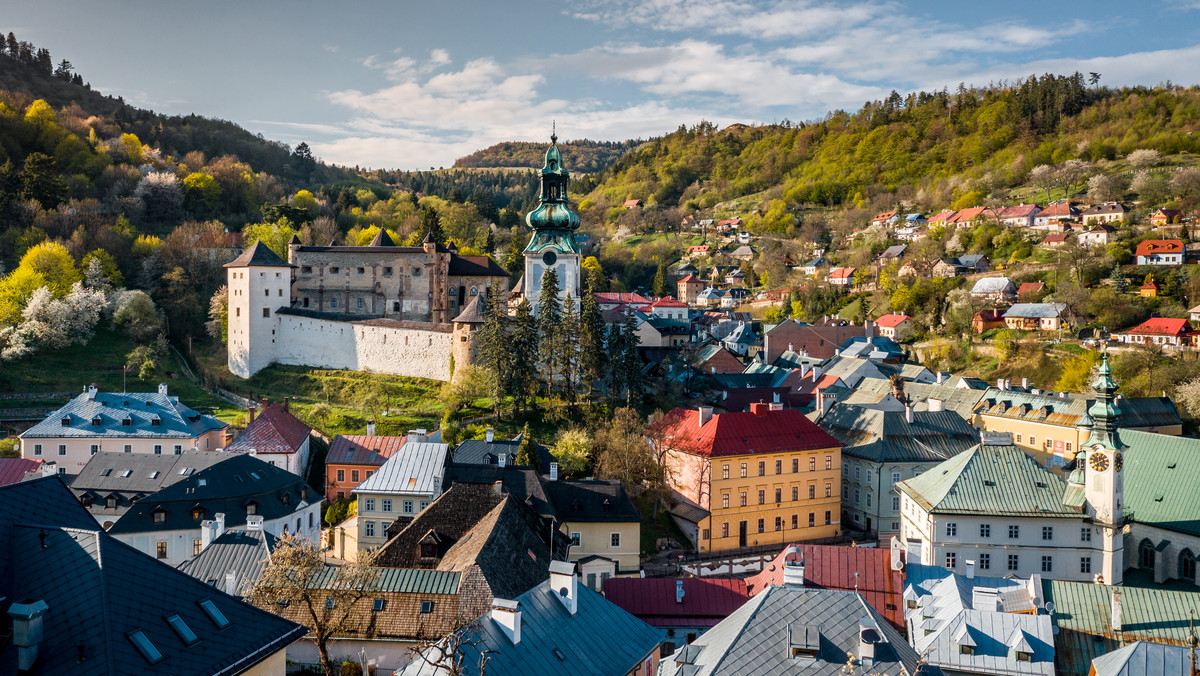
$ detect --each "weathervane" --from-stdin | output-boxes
[551,120,557,144]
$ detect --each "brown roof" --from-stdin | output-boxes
[226,403,312,454]
[447,254,507,277]
[326,435,408,466]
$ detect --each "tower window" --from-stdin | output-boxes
[263,308,270,317]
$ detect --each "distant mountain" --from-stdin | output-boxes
[454,139,643,173]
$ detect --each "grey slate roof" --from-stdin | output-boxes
[398,576,662,676]
[68,450,231,521]
[657,585,936,676]
[819,403,979,463]
[1002,303,1066,319]
[971,277,1016,294]
[544,480,641,523]
[177,527,276,596]
[353,441,449,497]
[836,377,986,419]
[443,463,555,519]
[21,389,227,440]
[0,477,305,675]
[1090,641,1191,676]
[223,240,294,268]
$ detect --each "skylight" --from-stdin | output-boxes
[120,470,132,477]
[166,614,199,646]
[128,630,164,664]
[148,471,160,479]
[250,472,260,480]
[373,599,387,612]
[198,599,231,629]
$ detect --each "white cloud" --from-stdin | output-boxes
[949,43,1200,91]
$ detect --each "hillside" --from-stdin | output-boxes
[454,139,642,173]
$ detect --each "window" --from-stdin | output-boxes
[403,500,414,513]
[91,444,100,455]
[809,513,816,527]
[793,458,799,473]
[106,497,117,509]
[412,267,421,277]
[825,455,832,469]
[774,459,781,475]
[330,298,337,308]
[1008,525,1020,539]
[791,514,798,529]
[854,489,860,504]
[174,445,182,455]
[757,519,765,533]
[156,542,168,559]
[1180,550,1197,580]
[383,266,393,276]
[193,539,202,556]
[199,598,231,629]
[153,510,166,523]
[740,492,747,507]
[892,496,900,511]
[1029,436,1036,446]
[154,444,162,455]
[740,463,747,478]
[808,485,816,500]
[979,553,991,570]
[865,493,872,508]
[758,461,765,476]
[246,502,257,515]
[1041,555,1053,572]
[722,464,729,479]
[980,524,991,538]
[236,307,241,316]
[1066,442,1072,452]
[378,498,392,512]
[809,457,816,471]
[262,308,270,318]
[775,516,782,531]
[825,511,831,525]
[1081,556,1092,574]
[1081,527,1092,542]
[702,528,710,540]
[1016,434,1022,443]
[337,469,345,482]
[775,488,781,504]
[866,469,873,483]
[33,444,42,456]
[364,498,375,512]
[357,299,364,309]
[123,444,132,453]
[825,482,832,497]
[855,466,861,481]
[365,521,375,537]
[420,600,434,613]
[1042,526,1054,540]
[166,613,199,646]
[946,552,957,568]
[722,493,729,509]
[892,472,902,484]
[128,630,164,664]
[1008,554,1019,571]
[946,523,957,537]
[610,533,621,547]
[351,470,360,482]
[758,490,765,505]
[721,522,729,538]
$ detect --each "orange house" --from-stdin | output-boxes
[324,433,407,501]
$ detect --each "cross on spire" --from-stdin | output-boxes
[551,120,557,144]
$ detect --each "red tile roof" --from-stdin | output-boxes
[226,403,312,454]
[745,544,903,628]
[327,435,408,466]
[828,267,855,280]
[677,274,701,284]
[594,292,651,305]
[0,457,42,486]
[1136,239,1184,256]
[872,210,897,221]
[649,296,688,308]
[873,313,910,329]
[950,206,987,222]
[656,407,842,458]
[999,204,1039,218]
[927,210,957,222]
[623,199,643,207]
[1038,201,1078,218]
[1125,317,1191,336]
[1140,280,1160,291]
[1042,233,1069,244]
[603,577,749,627]
[1017,282,1045,296]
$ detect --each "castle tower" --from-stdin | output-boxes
[1080,353,1126,585]
[524,132,582,314]
[224,241,295,378]
[450,294,488,380]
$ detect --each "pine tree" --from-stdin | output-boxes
[558,293,580,402]
[606,321,628,406]
[620,307,644,405]
[515,423,537,467]
[475,282,511,416]
[510,299,539,412]
[653,262,668,297]
[578,293,607,401]
[420,206,444,244]
[537,268,563,393]
[20,152,65,210]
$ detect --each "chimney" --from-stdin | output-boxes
[158,383,168,397]
[283,397,290,412]
[201,519,215,549]
[246,515,264,531]
[710,366,716,374]
[936,371,945,385]
[40,462,56,478]
[997,379,1006,391]
[698,407,714,427]
[1111,588,1123,632]
[549,560,579,615]
[928,398,944,412]
[799,363,810,378]
[407,429,428,443]
[498,453,507,468]
[835,348,841,357]
[490,599,522,645]
[215,513,226,538]
[248,405,257,423]
[366,419,376,436]
[1006,379,1013,391]
[859,619,883,668]
[87,384,98,401]
[770,401,784,411]
[905,404,914,424]
[550,462,559,481]
[750,402,769,416]
[782,546,805,586]
[788,343,794,353]
[865,319,873,338]
[1021,377,1029,389]
[812,365,821,380]
[485,427,495,443]
[9,599,48,671]
[224,571,238,596]
[261,397,269,410]
[675,579,686,604]
[966,560,976,579]
[493,480,504,495]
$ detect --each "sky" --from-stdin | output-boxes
[7,0,1200,170]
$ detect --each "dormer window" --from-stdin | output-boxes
[81,495,93,507]
[1015,651,1032,662]
[153,508,167,523]
[105,497,117,509]
[246,502,258,515]
[92,416,103,426]
[61,416,71,426]
[192,507,205,520]
[121,416,132,426]
[421,543,437,558]
[150,416,161,427]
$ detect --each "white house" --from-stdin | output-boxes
[1135,239,1184,266]
[352,438,449,550]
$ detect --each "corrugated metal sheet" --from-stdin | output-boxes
[604,578,748,620]
[352,441,448,496]
[897,444,1080,516]
[1090,641,1191,676]
[1122,430,1200,537]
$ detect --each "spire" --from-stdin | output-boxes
[1084,353,1122,450]
[524,131,581,253]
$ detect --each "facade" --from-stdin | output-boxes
[523,134,583,314]
[872,313,912,340]
[827,266,855,286]
[1135,239,1184,266]
[1150,208,1182,226]
[1002,303,1067,331]
[351,440,449,551]
[1078,224,1116,247]
[19,384,227,475]
[225,400,312,475]
[1033,201,1079,228]
[1115,317,1192,347]
[546,479,641,578]
[677,273,704,303]
[659,404,843,554]
[999,203,1040,227]
[324,433,407,501]
[1081,202,1128,225]
[969,277,1017,302]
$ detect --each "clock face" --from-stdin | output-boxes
[1114,452,1123,472]
[542,251,558,266]
[1089,452,1110,472]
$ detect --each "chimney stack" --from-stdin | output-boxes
[1111,588,1123,632]
[550,462,559,481]
[246,515,264,531]
[698,407,714,427]
[1021,377,1029,389]
[407,429,429,443]
[936,371,945,385]
[788,343,794,353]
[9,599,48,671]
[215,512,226,538]
[261,397,269,410]
[966,560,976,579]
[158,383,168,397]
[87,384,98,401]
[224,571,238,596]
[770,401,783,411]
[248,405,257,423]
[997,379,1006,391]
[201,519,215,550]
[283,397,290,412]
[905,404,914,424]
[485,427,495,443]
[366,419,376,436]
[928,398,944,412]
[750,402,769,416]
[782,546,805,586]
[675,579,686,604]
[490,599,522,645]
[549,560,579,615]
[498,453,507,468]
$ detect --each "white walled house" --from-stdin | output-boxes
[19,384,227,475]
[225,399,313,476]
[351,440,449,551]
[1135,239,1184,266]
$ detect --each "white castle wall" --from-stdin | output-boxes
[272,314,454,382]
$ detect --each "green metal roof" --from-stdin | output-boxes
[1122,429,1200,537]
[896,443,1081,517]
[309,567,461,595]
[1043,578,1200,643]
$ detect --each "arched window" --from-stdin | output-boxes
[1139,539,1156,571]
[1179,549,1196,582]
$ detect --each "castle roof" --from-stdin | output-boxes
[369,228,398,247]
[223,240,294,268]
[453,295,488,324]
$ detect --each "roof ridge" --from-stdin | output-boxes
[93,529,117,674]
[706,589,772,675]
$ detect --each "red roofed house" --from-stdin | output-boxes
[646,295,689,320]
[1017,281,1045,300]
[871,210,898,228]
[1136,239,1185,266]
[873,314,912,340]
[656,404,843,554]
[623,198,643,208]
[827,266,856,286]
[1151,208,1182,226]
[1116,317,1192,347]
[949,206,987,228]
[1033,200,1080,229]
[225,398,313,476]
[972,309,1005,334]
[927,210,957,228]
[677,274,704,304]
[324,432,407,501]
[0,457,42,486]
[603,577,749,651]
[594,291,651,311]
[1139,280,1159,298]
[998,203,1040,227]
[1041,232,1070,248]
[686,244,712,257]
[745,543,904,629]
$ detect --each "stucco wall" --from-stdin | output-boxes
[273,315,454,381]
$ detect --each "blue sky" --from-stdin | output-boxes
[7,0,1200,170]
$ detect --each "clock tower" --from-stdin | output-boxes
[524,131,582,314]
[1080,353,1126,585]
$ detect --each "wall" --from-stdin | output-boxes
[238,647,289,676]
[561,521,640,573]
[273,314,454,382]
[286,637,415,676]
[22,432,224,475]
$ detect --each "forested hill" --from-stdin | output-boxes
[577,75,1200,227]
[454,139,643,172]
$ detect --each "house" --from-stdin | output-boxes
[76,451,322,566]
[177,524,276,597]
[593,291,651,311]
[903,564,1055,676]
[729,245,754,261]
[1189,303,1200,322]
[799,255,828,276]
[998,203,1041,227]
[1139,279,1159,298]
[897,260,926,278]
[1151,208,1182,226]
[687,244,712,257]
[1090,642,1193,676]
[744,543,905,629]
[871,210,899,228]
[837,335,907,362]
[764,319,873,363]
[644,295,689,320]
[877,244,907,264]
[817,402,979,538]
[1078,223,1116,247]
[723,268,745,287]
[399,561,662,676]
[452,430,556,474]
[0,476,306,675]
[637,316,692,348]
[677,273,704,303]
[656,583,933,676]
[969,277,1017,302]
[827,266,856,286]
[903,213,926,227]
[933,255,988,277]
[927,210,957,228]
[657,404,843,554]
[1041,232,1070,248]
[670,261,699,279]
[720,322,756,356]
[623,198,643,208]
[604,577,749,651]
[737,231,751,245]
[1034,201,1080,229]
[324,432,407,501]
[695,287,724,308]
[1017,281,1045,300]
[1002,303,1067,331]
[1115,317,1192,347]
[545,479,642,583]
[950,206,988,228]
[972,309,1005,333]
[873,314,912,340]
[1135,239,1184,265]
[225,398,312,476]
[696,343,745,374]
[1081,202,1129,225]
[350,439,449,553]
[0,456,41,485]
[19,383,228,475]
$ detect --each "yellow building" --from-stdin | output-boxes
[545,479,642,587]
[658,403,843,554]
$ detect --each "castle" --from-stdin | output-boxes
[226,135,583,382]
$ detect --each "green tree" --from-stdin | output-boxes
[652,262,668,297]
[475,282,512,415]
[242,220,298,259]
[420,206,444,244]
[578,293,607,400]
[537,269,563,392]
[19,152,65,209]
[558,294,580,402]
[15,241,78,297]
[182,172,221,215]
[551,428,591,478]
[515,423,537,467]
[440,408,461,448]
[81,249,123,289]
[510,299,539,412]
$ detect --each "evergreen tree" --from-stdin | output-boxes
[606,321,628,406]
[510,299,539,412]
[420,206,444,244]
[537,268,563,393]
[20,152,65,209]
[652,262,668,297]
[578,293,607,401]
[558,293,580,402]
[484,228,496,255]
[514,423,537,467]
[475,282,511,416]
[620,307,644,405]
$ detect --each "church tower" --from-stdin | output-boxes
[1079,353,1126,585]
[224,241,294,378]
[523,131,582,314]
